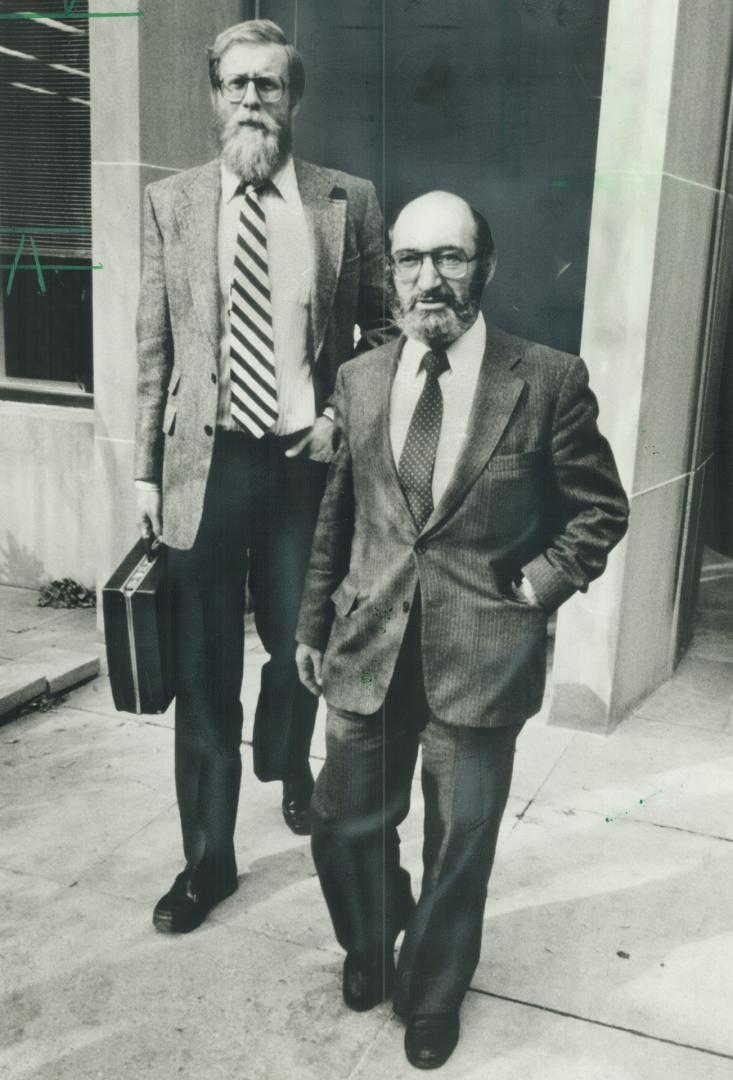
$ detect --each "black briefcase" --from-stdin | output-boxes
[103,539,175,714]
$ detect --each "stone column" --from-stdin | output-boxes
[550,0,733,731]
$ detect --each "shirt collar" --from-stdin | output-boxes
[221,155,298,204]
[401,312,487,377]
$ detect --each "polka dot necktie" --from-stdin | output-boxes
[398,349,450,530]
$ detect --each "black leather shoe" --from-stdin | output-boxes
[404,1013,460,1070]
[152,864,238,934]
[343,950,395,1011]
[282,778,314,836]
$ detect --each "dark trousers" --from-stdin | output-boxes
[311,604,520,1015]
[168,430,327,877]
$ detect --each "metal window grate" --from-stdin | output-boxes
[0,0,91,259]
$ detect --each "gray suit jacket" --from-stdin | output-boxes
[134,157,392,550]
[296,324,629,728]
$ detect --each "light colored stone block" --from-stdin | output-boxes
[634,654,733,732]
[664,0,733,190]
[10,646,101,695]
[0,667,46,716]
[0,403,95,590]
[0,647,99,717]
[610,476,688,716]
[636,175,718,492]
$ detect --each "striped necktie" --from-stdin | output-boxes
[398,349,450,530]
[229,184,279,437]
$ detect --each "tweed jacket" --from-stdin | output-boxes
[134,157,392,550]
[296,324,629,728]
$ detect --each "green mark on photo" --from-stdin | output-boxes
[0,8,143,18]
[6,234,45,296]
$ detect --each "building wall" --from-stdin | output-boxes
[0,403,95,588]
[265,0,609,355]
[550,0,733,730]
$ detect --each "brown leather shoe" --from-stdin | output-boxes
[404,1013,460,1070]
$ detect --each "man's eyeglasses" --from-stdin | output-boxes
[218,74,288,104]
[389,248,477,282]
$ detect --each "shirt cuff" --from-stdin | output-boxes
[321,407,335,422]
[512,573,541,608]
[135,480,161,492]
[520,573,539,607]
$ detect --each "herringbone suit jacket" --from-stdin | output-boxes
[134,158,392,550]
[296,324,629,728]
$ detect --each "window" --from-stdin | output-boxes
[0,0,93,404]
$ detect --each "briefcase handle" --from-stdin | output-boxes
[145,536,165,561]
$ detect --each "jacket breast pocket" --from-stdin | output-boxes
[487,447,543,475]
[340,252,361,278]
[331,578,359,617]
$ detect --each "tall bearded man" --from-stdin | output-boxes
[296,192,628,1068]
[134,19,392,934]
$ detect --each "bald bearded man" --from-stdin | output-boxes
[295,192,628,1069]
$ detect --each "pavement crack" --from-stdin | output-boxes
[345,1010,396,1079]
[511,796,535,831]
[467,987,733,1061]
[539,799,733,844]
[632,708,733,736]
[522,734,577,805]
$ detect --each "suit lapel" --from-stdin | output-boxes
[174,160,221,353]
[295,159,347,362]
[372,336,419,528]
[422,323,525,535]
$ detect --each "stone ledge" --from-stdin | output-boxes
[0,648,100,718]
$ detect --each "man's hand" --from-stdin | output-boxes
[296,643,323,697]
[285,415,335,463]
[136,488,163,543]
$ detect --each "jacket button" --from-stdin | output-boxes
[204,424,213,436]
[415,542,427,555]
[211,372,217,384]
[403,601,410,613]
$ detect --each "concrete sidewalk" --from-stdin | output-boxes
[1,579,732,1080]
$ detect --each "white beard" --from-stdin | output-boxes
[216,114,290,185]
[392,295,479,349]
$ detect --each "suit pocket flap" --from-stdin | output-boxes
[162,401,177,435]
[488,447,542,473]
[167,369,181,396]
[331,579,359,617]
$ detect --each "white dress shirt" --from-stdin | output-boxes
[390,313,487,506]
[217,157,316,434]
[389,313,539,605]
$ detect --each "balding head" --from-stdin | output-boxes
[392,192,471,251]
[387,191,496,348]
[390,192,496,286]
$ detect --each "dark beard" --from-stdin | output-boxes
[214,112,292,184]
[389,282,479,348]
